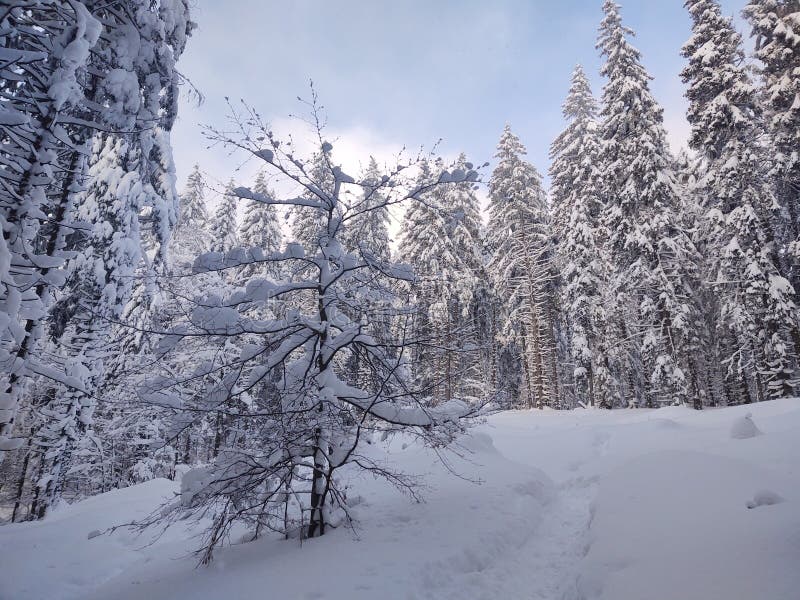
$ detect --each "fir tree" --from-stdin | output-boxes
[238,170,282,282]
[37,135,148,512]
[0,0,193,459]
[339,158,393,392]
[291,145,337,256]
[240,171,282,256]
[344,157,391,261]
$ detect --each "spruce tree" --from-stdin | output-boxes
[446,154,487,403]
[0,0,192,459]
[213,179,240,253]
[398,158,483,404]
[487,126,557,409]
[597,0,702,407]
[291,145,337,255]
[549,66,613,408]
[744,0,800,276]
[339,158,393,392]
[240,171,282,255]
[238,170,282,282]
[683,0,800,401]
[172,165,212,263]
[345,157,391,261]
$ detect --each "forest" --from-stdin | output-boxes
[1,0,799,584]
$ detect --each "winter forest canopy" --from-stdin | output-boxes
[1,0,800,584]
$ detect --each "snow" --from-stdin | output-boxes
[730,411,762,439]
[2,400,799,600]
[254,149,274,163]
[47,3,101,109]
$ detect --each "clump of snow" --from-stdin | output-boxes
[0,437,25,451]
[746,489,784,509]
[254,149,274,162]
[460,431,498,455]
[730,412,762,439]
[180,466,210,506]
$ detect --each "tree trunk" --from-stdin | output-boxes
[11,431,34,522]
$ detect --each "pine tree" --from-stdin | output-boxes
[37,135,148,512]
[446,154,487,403]
[0,0,193,462]
[13,0,192,512]
[487,126,558,409]
[597,0,702,407]
[683,0,800,401]
[549,66,613,408]
[398,161,444,397]
[238,170,282,284]
[0,3,102,457]
[338,158,393,393]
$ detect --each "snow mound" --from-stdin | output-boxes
[730,412,762,439]
[746,489,783,510]
[459,431,499,455]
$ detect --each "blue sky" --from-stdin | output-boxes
[170,0,750,195]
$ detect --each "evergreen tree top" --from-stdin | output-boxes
[681,0,756,156]
[561,64,598,123]
[550,64,599,166]
[177,164,208,231]
[494,124,528,162]
[212,178,239,252]
[596,0,675,211]
[487,126,548,256]
[597,1,656,118]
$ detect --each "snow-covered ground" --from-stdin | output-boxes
[2,400,799,600]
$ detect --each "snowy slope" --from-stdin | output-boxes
[2,400,799,600]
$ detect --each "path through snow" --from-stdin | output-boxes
[2,400,799,600]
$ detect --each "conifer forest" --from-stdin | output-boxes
[1,2,800,599]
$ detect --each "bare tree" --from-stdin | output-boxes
[145,95,484,562]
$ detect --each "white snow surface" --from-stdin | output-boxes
[2,400,799,600]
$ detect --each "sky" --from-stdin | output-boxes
[170,0,751,200]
